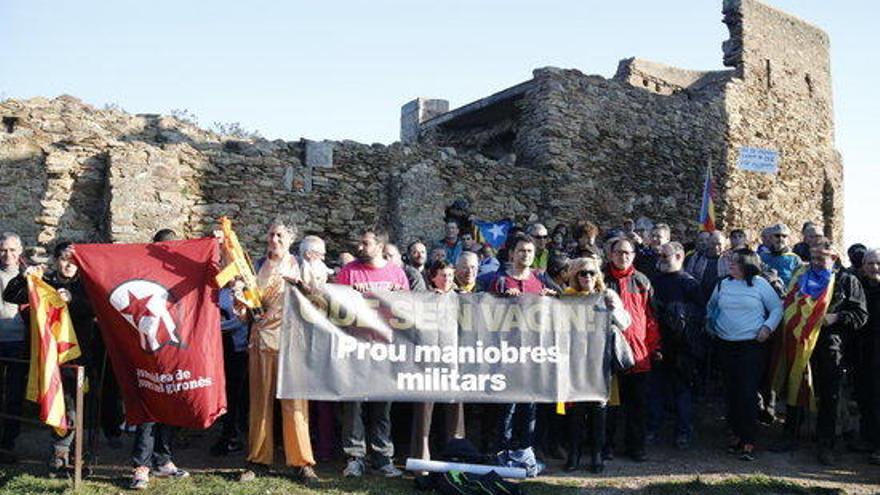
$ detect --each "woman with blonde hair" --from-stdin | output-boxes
[560,256,631,473]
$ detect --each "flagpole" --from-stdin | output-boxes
[74,365,85,489]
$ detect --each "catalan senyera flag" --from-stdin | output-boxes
[770,274,836,409]
[698,164,716,232]
[26,274,80,435]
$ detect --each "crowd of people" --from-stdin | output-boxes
[0,211,879,489]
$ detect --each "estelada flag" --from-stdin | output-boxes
[770,273,836,409]
[72,238,226,428]
[698,163,716,232]
[26,273,80,435]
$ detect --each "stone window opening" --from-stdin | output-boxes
[765,59,772,91]
[805,73,814,97]
[2,116,18,134]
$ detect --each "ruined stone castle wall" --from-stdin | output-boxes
[0,96,541,256]
[720,0,842,243]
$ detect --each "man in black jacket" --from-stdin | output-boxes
[646,242,706,449]
[772,238,868,465]
[855,248,880,464]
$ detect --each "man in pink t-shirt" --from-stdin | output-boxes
[489,234,555,457]
[336,230,407,478]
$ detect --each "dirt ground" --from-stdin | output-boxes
[4,400,880,494]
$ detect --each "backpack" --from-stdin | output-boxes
[425,470,524,495]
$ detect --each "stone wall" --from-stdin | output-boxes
[518,68,730,236]
[720,0,842,243]
[0,96,537,257]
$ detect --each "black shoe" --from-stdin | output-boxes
[564,455,580,472]
[757,409,776,426]
[869,451,880,465]
[628,450,647,462]
[210,439,243,456]
[590,452,604,473]
[601,445,614,461]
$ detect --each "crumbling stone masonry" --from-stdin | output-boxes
[0,0,842,257]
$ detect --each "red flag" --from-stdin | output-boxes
[73,238,226,429]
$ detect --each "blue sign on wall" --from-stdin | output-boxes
[736,147,779,174]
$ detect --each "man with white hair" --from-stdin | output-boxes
[528,223,550,273]
[454,252,479,293]
[0,232,26,463]
[298,235,331,290]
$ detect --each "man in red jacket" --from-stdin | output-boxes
[603,237,660,462]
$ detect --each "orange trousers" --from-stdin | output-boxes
[247,348,315,467]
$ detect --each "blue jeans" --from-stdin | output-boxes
[499,402,536,450]
[646,365,694,438]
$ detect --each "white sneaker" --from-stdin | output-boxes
[342,458,364,477]
[152,461,190,479]
[373,463,403,478]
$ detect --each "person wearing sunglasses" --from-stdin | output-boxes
[758,223,803,289]
[602,237,660,463]
[560,257,630,473]
[527,223,550,273]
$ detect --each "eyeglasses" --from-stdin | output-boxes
[613,250,635,256]
[533,235,548,239]
[578,270,598,277]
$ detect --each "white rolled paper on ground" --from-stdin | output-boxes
[404,458,528,479]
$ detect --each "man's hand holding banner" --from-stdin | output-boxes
[278,284,623,403]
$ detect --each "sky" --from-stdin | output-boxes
[1,1,876,248]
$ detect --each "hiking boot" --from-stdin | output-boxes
[294,465,320,486]
[130,466,150,491]
[818,447,836,466]
[152,461,189,479]
[373,462,403,478]
[342,457,365,478]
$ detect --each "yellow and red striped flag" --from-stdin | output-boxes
[770,274,835,409]
[25,273,80,435]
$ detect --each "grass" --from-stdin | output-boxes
[0,469,846,495]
